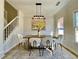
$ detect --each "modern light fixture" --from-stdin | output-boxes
[32,3,45,20]
[32,2,46,30]
[32,1,46,36]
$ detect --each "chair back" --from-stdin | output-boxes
[17,34,23,39]
[33,40,37,47]
[39,41,44,48]
[51,40,56,50]
[46,40,50,48]
[58,35,64,44]
[29,38,41,47]
[17,34,23,43]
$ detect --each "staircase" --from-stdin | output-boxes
[4,16,19,52]
[0,16,22,59]
[4,16,18,41]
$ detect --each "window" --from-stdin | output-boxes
[57,17,64,35]
[73,11,78,42]
[73,11,78,31]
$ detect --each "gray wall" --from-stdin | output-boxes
[54,0,78,54]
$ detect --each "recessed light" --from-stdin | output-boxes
[56,1,60,6]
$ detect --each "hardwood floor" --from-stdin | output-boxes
[2,46,77,59]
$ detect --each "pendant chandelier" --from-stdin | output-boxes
[32,2,46,30]
[32,3,45,19]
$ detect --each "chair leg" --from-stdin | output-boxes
[60,44,62,50]
[19,43,21,46]
[29,49,31,56]
[42,49,44,56]
[39,49,41,56]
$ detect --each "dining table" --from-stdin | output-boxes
[23,35,52,50]
[23,35,58,56]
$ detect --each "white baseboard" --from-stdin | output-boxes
[62,44,78,57]
[4,42,19,54]
[0,53,5,59]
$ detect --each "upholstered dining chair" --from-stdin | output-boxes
[33,40,37,48]
[17,34,25,46]
[46,40,51,49]
[55,35,64,50]
[45,38,56,56]
[39,41,44,56]
[29,38,41,56]
[59,35,64,50]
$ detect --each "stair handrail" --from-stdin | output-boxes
[3,16,18,31]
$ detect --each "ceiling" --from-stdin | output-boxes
[7,0,70,19]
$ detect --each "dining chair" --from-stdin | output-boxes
[56,35,64,50]
[29,40,37,56]
[39,41,44,56]
[29,38,41,56]
[29,42,32,56]
[46,40,51,49]
[33,40,37,48]
[45,38,57,56]
[17,34,25,46]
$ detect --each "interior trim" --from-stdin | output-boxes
[61,44,78,57]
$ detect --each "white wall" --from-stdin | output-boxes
[18,10,24,35]
[23,17,54,36]
[4,26,20,53]
[54,0,78,54]
[0,0,4,58]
